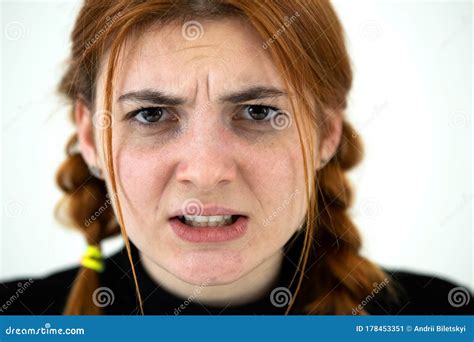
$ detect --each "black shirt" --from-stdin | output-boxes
[1,235,472,315]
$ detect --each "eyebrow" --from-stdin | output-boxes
[219,86,287,103]
[118,89,185,106]
[117,86,287,106]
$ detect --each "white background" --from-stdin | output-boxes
[1,0,472,290]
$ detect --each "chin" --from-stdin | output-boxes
[168,248,248,285]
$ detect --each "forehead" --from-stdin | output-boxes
[112,18,284,96]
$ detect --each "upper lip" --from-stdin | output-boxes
[169,204,247,218]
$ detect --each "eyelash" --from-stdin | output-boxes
[126,105,281,127]
[126,107,173,126]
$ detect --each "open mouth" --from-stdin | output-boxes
[175,215,241,228]
[169,214,249,242]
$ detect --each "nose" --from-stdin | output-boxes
[175,114,237,191]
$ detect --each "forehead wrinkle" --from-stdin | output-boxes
[189,70,212,107]
[115,21,282,110]
[174,44,220,52]
[206,72,211,103]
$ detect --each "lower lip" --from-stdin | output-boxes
[169,216,249,243]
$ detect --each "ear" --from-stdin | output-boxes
[74,99,101,170]
[316,109,343,170]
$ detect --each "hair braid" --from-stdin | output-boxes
[296,122,399,314]
[55,133,120,314]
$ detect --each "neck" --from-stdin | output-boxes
[140,250,284,306]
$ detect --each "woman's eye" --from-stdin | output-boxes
[240,105,279,122]
[128,107,168,125]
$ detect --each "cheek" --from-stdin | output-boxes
[250,147,306,224]
[114,145,171,238]
[239,144,306,257]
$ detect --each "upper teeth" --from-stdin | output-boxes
[184,215,232,222]
[180,215,234,227]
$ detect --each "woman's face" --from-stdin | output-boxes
[92,18,312,285]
